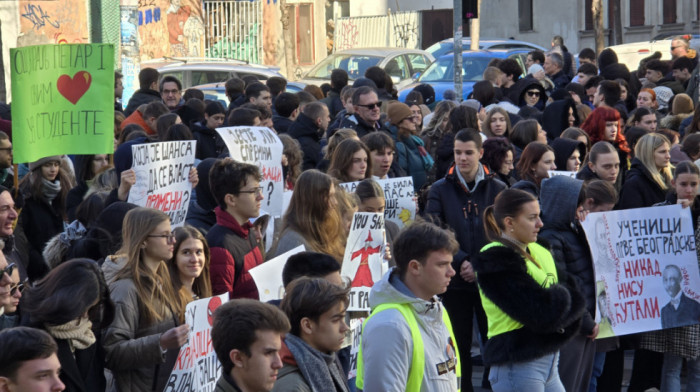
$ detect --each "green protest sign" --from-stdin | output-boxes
[10,44,115,163]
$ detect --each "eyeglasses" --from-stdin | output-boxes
[9,279,27,296]
[239,186,264,196]
[147,232,176,242]
[526,91,541,97]
[162,89,181,95]
[356,102,382,110]
[1,263,15,279]
[0,148,12,152]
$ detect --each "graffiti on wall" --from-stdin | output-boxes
[19,0,88,45]
[138,0,205,61]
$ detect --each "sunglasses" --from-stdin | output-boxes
[10,280,27,296]
[356,102,382,110]
[526,91,541,97]
[1,263,15,279]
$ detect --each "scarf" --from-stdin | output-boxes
[284,334,349,392]
[410,135,434,171]
[45,316,96,352]
[41,178,62,204]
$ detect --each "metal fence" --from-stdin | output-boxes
[334,10,421,52]
[203,0,263,63]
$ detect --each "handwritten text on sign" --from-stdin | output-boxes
[341,213,385,311]
[340,177,416,229]
[216,126,284,217]
[165,293,228,392]
[10,44,115,163]
[128,141,196,227]
[581,205,700,338]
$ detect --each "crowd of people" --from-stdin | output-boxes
[1,33,700,392]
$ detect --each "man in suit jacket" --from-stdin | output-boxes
[661,264,700,329]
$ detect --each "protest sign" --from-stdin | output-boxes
[216,127,284,217]
[341,212,385,311]
[347,317,366,379]
[249,245,305,302]
[10,44,115,163]
[340,177,416,229]
[581,204,700,338]
[128,141,196,228]
[165,293,228,392]
[548,170,577,179]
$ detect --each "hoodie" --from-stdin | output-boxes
[550,138,585,172]
[511,77,547,111]
[542,99,578,141]
[539,175,596,335]
[359,270,458,392]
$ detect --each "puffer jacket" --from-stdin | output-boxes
[424,163,506,290]
[539,175,596,335]
[618,157,668,210]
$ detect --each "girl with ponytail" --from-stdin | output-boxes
[472,188,586,391]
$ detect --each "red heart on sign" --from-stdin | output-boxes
[56,71,92,105]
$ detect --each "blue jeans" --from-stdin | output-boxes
[489,352,566,392]
[588,352,606,392]
[661,353,700,392]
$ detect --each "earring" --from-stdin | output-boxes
[510,229,514,232]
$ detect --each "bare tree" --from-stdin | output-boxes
[592,0,605,54]
[279,0,297,80]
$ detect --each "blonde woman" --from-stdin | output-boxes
[618,133,672,209]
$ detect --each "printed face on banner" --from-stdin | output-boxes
[341,212,386,311]
[167,293,228,392]
[128,140,196,227]
[216,126,284,217]
[10,44,115,163]
[581,204,700,338]
[340,177,416,229]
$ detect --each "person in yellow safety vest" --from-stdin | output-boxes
[356,221,461,392]
[471,189,586,392]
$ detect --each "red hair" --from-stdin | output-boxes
[580,107,630,153]
[638,88,657,103]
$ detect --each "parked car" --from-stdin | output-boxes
[299,48,435,89]
[193,81,307,107]
[398,49,529,102]
[605,34,700,71]
[427,38,547,59]
[147,58,286,89]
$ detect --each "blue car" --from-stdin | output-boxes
[426,38,546,59]
[398,49,530,102]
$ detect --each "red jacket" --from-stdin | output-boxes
[206,207,263,299]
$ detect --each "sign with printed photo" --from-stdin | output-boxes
[581,205,700,338]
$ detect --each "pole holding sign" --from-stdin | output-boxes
[128,140,196,228]
[10,44,115,163]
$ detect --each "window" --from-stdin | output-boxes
[630,0,645,26]
[663,0,676,24]
[518,0,533,31]
[585,0,593,30]
[406,54,429,75]
[191,71,231,85]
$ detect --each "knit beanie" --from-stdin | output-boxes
[412,84,435,106]
[387,102,413,126]
[653,87,674,111]
[672,93,694,115]
[28,155,62,172]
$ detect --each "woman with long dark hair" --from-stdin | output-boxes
[168,226,213,309]
[328,139,372,183]
[21,259,114,391]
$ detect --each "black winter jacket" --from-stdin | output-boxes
[287,113,323,171]
[272,115,294,134]
[424,164,506,290]
[618,157,668,210]
[191,122,227,160]
[123,89,161,117]
[472,241,586,365]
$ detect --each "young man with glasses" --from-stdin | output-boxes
[206,159,265,299]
